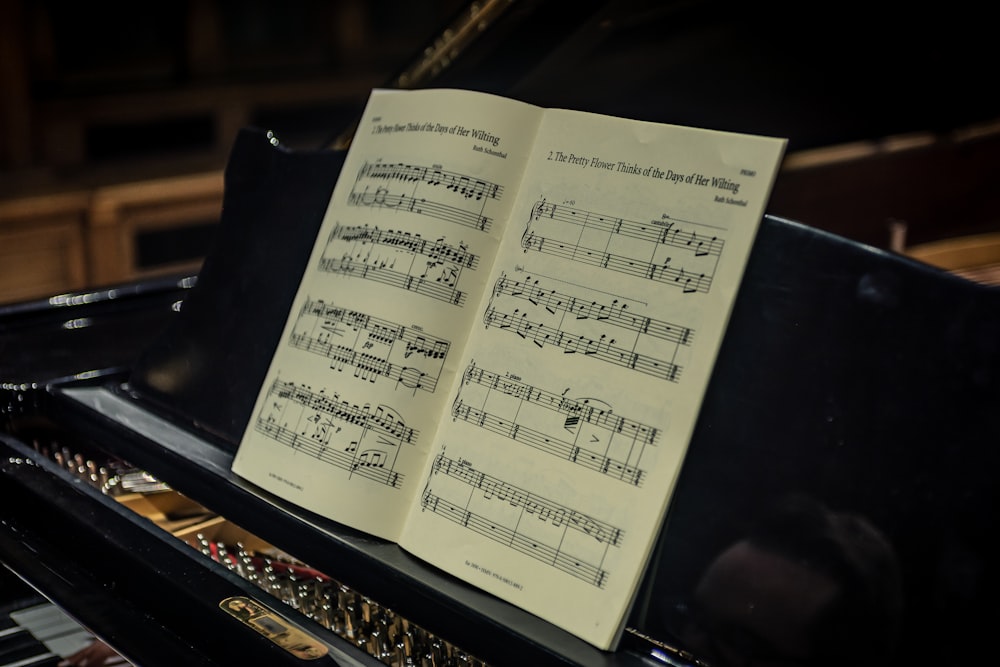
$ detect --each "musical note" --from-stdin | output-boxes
[521,200,722,293]
[289,299,449,394]
[321,225,478,306]
[253,381,408,489]
[349,161,502,233]
[423,454,623,587]
[453,363,654,485]
[482,301,681,382]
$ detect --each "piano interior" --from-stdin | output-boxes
[2,2,998,666]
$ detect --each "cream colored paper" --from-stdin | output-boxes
[232,87,786,650]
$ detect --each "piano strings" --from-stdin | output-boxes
[484,273,692,383]
[23,437,490,666]
[196,536,489,667]
[452,361,656,486]
[522,199,726,294]
[288,297,450,394]
[319,223,479,307]
[348,160,503,233]
[420,453,623,588]
[254,379,418,488]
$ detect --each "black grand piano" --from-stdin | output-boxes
[3,2,999,666]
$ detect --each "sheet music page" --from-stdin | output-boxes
[398,107,787,649]
[232,89,544,541]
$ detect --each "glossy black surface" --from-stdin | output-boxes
[124,129,345,447]
[2,2,999,663]
[384,0,999,154]
[49,130,646,667]
[630,216,1000,666]
[36,380,643,667]
[0,275,193,387]
[17,127,997,667]
[0,430,382,667]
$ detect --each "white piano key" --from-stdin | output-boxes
[9,602,93,658]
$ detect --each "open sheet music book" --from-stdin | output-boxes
[231,87,786,650]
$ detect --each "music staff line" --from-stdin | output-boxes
[318,257,467,308]
[521,230,712,295]
[421,491,609,588]
[450,399,645,486]
[483,304,682,383]
[523,200,727,294]
[531,200,724,258]
[462,362,658,448]
[454,365,651,486]
[348,188,493,232]
[255,380,417,488]
[289,298,449,393]
[271,380,417,444]
[431,453,623,545]
[422,453,622,588]
[357,161,505,202]
[492,272,694,347]
[328,224,480,270]
[255,417,403,488]
[348,158,505,234]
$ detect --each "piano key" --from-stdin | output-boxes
[3,603,94,666]
[0,627,59,667]
[3,656,60,667]
[1,651,59,667]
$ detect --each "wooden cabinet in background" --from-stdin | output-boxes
[0,172,224,305]
[0,191,89,303]
[88,171,224,286]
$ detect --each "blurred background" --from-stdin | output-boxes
[2,0,998,304]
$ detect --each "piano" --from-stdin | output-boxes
[3,2,999,666]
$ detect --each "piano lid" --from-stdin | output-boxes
[348,0,1000,154]
[108,125,998,666]
[329,0,1000,250]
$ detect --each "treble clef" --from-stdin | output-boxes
[520,230,536,253]
[531,199,546,219]
[493,273,507,298]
